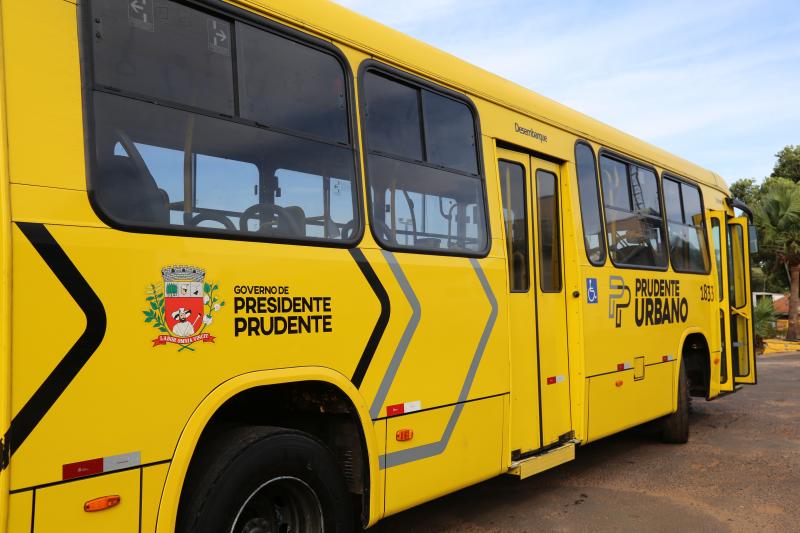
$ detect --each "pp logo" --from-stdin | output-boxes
[586,278,599,304]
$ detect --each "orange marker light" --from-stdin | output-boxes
[84,495,121,513]
[615,380,624,388]
[713,357,720,365]
[396,429,414,442]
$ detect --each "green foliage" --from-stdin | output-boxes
[771,145,800,183]
[754,178,800,266]
[753,297,777,341]
[730,178,759,206]
[143,284,169,333]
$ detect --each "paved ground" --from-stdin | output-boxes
[371,353,800,532]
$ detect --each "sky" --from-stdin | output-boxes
[332,0,800,185]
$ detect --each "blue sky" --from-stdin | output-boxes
[332,0,800,185]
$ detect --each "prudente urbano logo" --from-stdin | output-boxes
[143,265,225,351]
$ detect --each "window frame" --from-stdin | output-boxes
[498,159,531,293]
[597,148,669,272]
[79,0,365,248]
[574,140,607,266]
[661,172,712,275]
[535,168,563,293]
[357,60,491,258]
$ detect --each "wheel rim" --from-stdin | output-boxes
[230,476,324,533]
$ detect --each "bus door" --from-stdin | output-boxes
[728,217,756,384]
[498,149,571,455]
[709,211,733,393]
[531,158,571,445]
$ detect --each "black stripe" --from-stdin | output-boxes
[1,223,106,469]
[349,248,390,387]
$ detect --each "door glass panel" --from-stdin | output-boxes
[733,314,750,377]
[536,169,562,292]
[728,224,747,308]
[719,310,728,383]
[712,220,723,301]
[499,161,530,292]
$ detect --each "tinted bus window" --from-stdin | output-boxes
[712,219,724,301]
[536,170,562,292]
[87,0,359,243]
[600,155,667,268]
[499,161,530,292]
[237,24,349,143]
[91,0,235,115]
[422,91,478,175]
[363,70,487,255]
[364,74,423,161]
[575,143,606,265]
[664,176,710,273]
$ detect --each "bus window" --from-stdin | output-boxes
[575,142,606,265]
[422,91,479,175]
[88,2,359,243]
[91,0,235,115]
[499,161,530,292]
[363,70,487,255]
[364,74,424,161]
[369,157,485,252]
[536,170,562,292]
[237,23,349,144]
[600,155,667,268]
[664,177,710,273]
[712,219,724,301]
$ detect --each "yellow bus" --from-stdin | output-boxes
[0,0,757,531]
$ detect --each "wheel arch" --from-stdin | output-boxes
[155,367,382,533]
[677,328,713,402]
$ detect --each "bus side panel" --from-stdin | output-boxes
[587,361,674,442]
[384,396,504,516]
[141,463,170,533]
[0,1,13,529]
[34,469,139,533]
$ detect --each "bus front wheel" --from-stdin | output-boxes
[660,361,690,444]
[178,426,354,533]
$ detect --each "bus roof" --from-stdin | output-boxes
[250,0,730,194]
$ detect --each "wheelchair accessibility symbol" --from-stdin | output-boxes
[586,278,599,304]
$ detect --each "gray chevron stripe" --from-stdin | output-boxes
[370,250,421,419]
[380,258,498,469]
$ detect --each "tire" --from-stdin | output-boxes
[177,426,354,533]
[660,360,690,444]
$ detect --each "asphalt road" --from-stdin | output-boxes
[370,352,800,532]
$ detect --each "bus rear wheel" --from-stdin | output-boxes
[660,360,690,443]
[178,426,354,533]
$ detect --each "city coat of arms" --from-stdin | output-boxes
[143,265,225,351]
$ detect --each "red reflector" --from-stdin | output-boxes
[615,380,624,388]
[547,376,557,385]
[63,458,103,480]
[662,356,669,362]
[396,429,414,442]
[617,363,625,371]
[84,495,121,513]
[386,404,404,417]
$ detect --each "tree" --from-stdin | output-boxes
[730,178,759,206]
[771,145,800,183]
[755,178,800,339]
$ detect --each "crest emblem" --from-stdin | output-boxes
[144,265,225,351]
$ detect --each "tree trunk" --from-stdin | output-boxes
[788,265,800,340]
